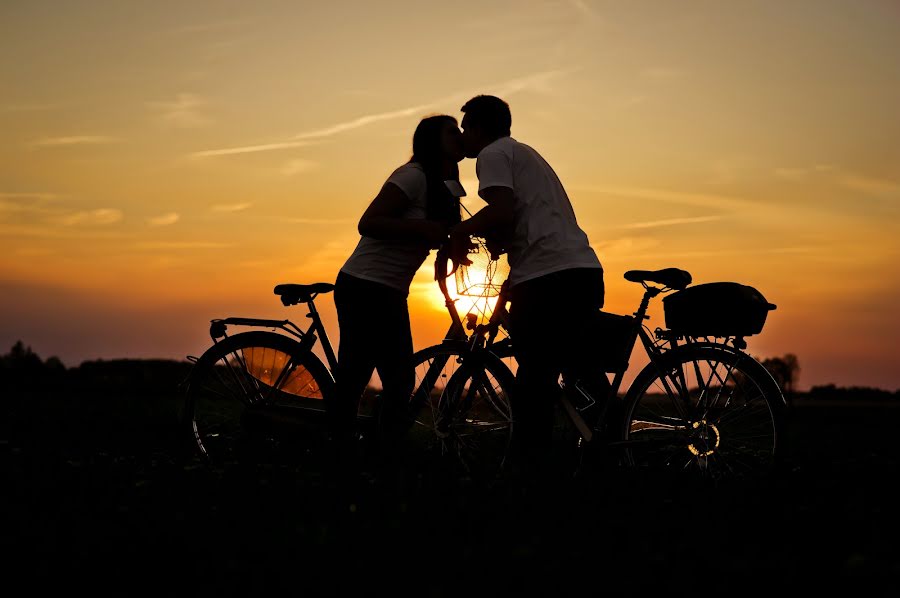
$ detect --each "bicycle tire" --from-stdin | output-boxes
[620,343,786,477]
[408,342,515,480]
[183,331,335,464]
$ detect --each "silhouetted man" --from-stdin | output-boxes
[450,95,607,476]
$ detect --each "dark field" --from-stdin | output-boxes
[2,377,898,595]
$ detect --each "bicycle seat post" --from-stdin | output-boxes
[634,284,662,320]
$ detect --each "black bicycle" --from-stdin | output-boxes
[182,278,512,471]
[408,242,788,479]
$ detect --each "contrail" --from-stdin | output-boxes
[189,68,573,158]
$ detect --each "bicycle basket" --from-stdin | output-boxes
[663,282,776,337]
[454,239,510,298]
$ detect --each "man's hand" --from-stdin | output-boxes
[448,229,476,270]
[484,223,513,260]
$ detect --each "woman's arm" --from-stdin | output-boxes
[358,182,447,248]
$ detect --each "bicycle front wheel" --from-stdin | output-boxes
[621,343,786,477]
[184,331,335,464]
[409,343,515,480]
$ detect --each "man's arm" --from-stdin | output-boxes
[448,186,514,262]
[358,182,447,248]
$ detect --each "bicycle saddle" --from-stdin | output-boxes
[623,268,692,290]
[273,283,335,305]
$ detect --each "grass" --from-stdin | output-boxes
[2,384,899,595]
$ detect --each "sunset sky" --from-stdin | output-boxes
[2,0,899,390]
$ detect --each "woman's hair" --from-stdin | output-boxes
[409,115,461,226]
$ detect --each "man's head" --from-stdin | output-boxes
[460,95,511,158]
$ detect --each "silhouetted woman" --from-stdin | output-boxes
[331,115,465,463]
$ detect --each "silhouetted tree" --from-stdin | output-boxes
[0,341,66,388]
[759,353,800,398]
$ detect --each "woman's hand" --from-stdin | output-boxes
[418,220,449,249]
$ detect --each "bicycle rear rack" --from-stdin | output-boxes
[209,317,306,343]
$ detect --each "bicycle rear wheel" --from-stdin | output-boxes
[184,331,334,464]
[621,343,785,477]
[409,343,515,480]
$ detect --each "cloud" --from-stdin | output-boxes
[281,159,319,176]
[569,0,596,18]
[0,192,60,200]
[773,164,835,180]
[189,69,573,158]
[57,209,123,226]
[837,174,900,196]
[210,202,252,213]
[572,185,754,209]
[147,212,180,226]
[149,93,210,128]
[774,165,899,197]
[30,136,118,148]
[0,223,127,239]
[134,241,230,250]
[190,140,315,159]
[592,236,662,259]
[286,217,352,225]
[622,215,724,230]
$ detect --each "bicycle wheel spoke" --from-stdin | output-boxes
[624,345,781,477]
[185,332,334,464]
[408,345,514,479]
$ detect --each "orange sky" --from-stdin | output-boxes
[2,1,899,390]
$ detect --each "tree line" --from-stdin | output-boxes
[2,341,896,400]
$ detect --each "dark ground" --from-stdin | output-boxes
[2,382,898,595]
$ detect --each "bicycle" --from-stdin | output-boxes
[181,277,515,472]
[181,283,340,464]
[410,243,788,479]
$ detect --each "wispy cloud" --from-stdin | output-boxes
[286,217,352,225]
[774,165,899,197]
[638,246,817,261]
[0,223,127,240]
[0,192,60,200]
[30,136,118,148]
[592,236,662,258]
[147,212,180,226]
[572,185,754,209]
[305,70,572,138]
[281,159,319,176]
[190,140,315,158]
[569,0,597,18]
[837,174,900,196]
[57,209,123,226]
[773,164,835,180]
[189,69,573,158]
[134,241,230,250]
[622,215,723,229]
[211,202,252,213]
[149,93,210,128]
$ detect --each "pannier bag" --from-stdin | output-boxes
[590,310,635,372]
[663,282,776,337]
